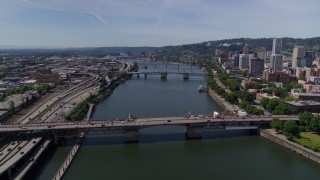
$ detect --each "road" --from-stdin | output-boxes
[0,115,299,133]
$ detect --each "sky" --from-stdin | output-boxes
[0,0,319,47]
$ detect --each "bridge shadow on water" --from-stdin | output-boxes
[80,129,257,147]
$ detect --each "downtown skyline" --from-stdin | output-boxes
[0,0,320,48]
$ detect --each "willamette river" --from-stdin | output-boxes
[34,60,320,180]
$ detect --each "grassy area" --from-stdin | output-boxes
[294,132,320,152]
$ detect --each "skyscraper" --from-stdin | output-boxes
[272,38,282,55]
[243,44,249,55]
[249,57,265,77]
[292,46,305,68]
[239,54,249,69]
[270,54,283,71]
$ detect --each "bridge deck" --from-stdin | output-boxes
[0,116,299,133]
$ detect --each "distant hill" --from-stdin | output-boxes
[1,37,319,56]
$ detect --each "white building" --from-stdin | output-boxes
[292,46,305,68]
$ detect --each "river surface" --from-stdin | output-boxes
[34,60,320,180]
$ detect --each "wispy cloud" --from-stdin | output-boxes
[89,11,110,27]
[0,0,319,47]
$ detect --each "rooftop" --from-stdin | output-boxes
[285,101,320,106]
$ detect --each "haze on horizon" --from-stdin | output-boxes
[0,0,319,48]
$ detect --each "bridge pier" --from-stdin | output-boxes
[185,124,203,139]
[183,73,189,80]
[136,74,140,78]
[124,130,139,143]
[160,72,167,79]
[53,133,60,145]
[7,168,12,180]
[144,73,147,78]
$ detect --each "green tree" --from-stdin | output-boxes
[299,111,314,128]
[272,103,291,115]
[266,98,281,112]
[224,92,238,104]
[283,120,300,140]
[260,98,270,109]
[309,115,320,134]
[271,118,284,132]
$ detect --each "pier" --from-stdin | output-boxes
[52,132,85,180]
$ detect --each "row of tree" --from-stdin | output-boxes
[261,98,295,115]
[271,111,320,141]
[299,112,320,134]
[207,60,262,115]
[271,119,300,140]
[239,101,264,115]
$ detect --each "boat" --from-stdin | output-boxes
[198,85,208,92]
[198,85,204,92]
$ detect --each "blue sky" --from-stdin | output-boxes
[0,0,319,47]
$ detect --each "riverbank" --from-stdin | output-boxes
[208,87,238,113]
[261,129,320,164]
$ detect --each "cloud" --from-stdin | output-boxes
[89,11,110,27]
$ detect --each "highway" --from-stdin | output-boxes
[0,138,41,175]
[13,139,51,180]
[0,61,129,179]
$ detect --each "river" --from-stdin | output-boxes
[34,60,320,180]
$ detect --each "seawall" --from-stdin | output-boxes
[208,88,228,111]
[261,129,320,164]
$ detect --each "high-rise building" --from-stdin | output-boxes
[305,51,315,68]
[243,44,249,55]
[270,54,283,71]
[233,54,240,67]
[249,57,265,77]
[292,46,305,68]
[272,38,282,54]
[239,54,249,69]
[257,51,267,60]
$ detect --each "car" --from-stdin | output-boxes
[0,152,3,156]
[29,158,34,162]
[167,120,172,123]
[207,120,211,122]
[90,122,95,125]
[101,124,105,127]
[20,151,24,155]
[7,148,11,152]
[18,146,22,150]
[48,125,52,128]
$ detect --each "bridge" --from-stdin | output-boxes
[126,71,207,80]
[0,115,299,142]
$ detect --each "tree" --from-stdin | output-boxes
[266,98,281,113]
[261,98,270,109]
[309,115,320,134]
[224,92,238,104]
[271,118,283,132]
[299,111,314,128]
[283,120,300,140]
[272,103,291,115]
